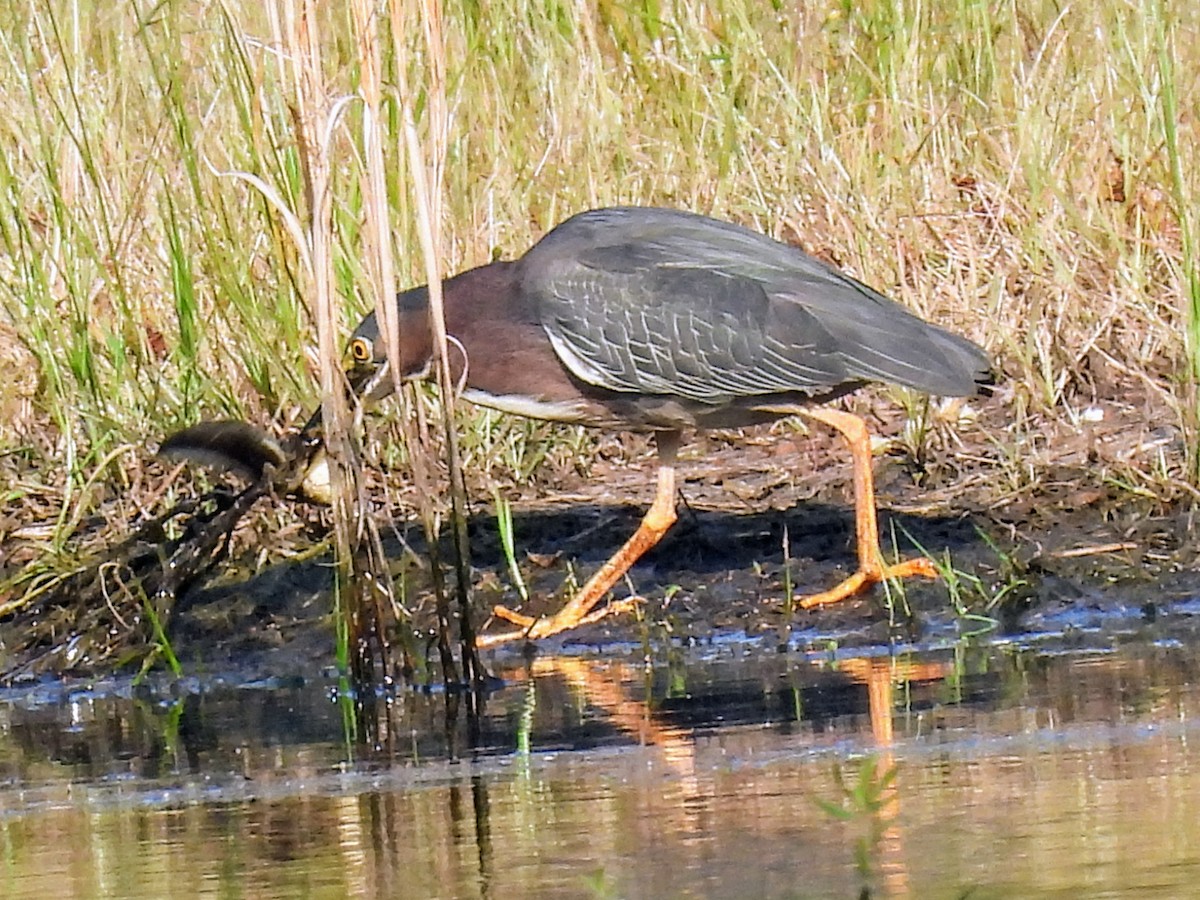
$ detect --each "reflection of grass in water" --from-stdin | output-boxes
[516,681,536,758]
[814,756,900,894]
[581,867,621,900]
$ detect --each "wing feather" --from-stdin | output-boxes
[523,207,989,402]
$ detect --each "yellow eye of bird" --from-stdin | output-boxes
[350,337,373,363]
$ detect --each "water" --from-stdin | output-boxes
[1,637,1199,898]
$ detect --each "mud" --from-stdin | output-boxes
[3,380,1196,681]
[157,390,1200,678]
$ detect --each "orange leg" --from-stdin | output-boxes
[477,431,681,649]
[795,408,937,608]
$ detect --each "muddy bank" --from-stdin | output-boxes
[2,382,1196,681]
[161,389,1198,676]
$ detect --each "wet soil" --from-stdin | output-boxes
[157,388,1200,678]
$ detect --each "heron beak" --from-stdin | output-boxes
[297,358,393,505]
[349,356,397,403]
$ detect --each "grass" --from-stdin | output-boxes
[494,489,530,604]
[814,754,901,893]
[1,0,1199,645]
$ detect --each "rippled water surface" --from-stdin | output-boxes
[2,635,1200,898]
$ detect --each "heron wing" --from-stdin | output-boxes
[523,207,989,401]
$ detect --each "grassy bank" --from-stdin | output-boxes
[1,0,1198,590]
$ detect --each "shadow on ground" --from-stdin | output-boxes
[168,494,1095,675]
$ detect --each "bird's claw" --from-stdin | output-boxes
[797,556,939,609]
[487,595,643,642]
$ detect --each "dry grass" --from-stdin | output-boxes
[1,0,1199,597]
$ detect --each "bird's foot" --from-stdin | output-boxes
[798,556,939,609]
[477,596,642,649]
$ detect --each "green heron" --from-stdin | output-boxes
[326,206,989,646]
